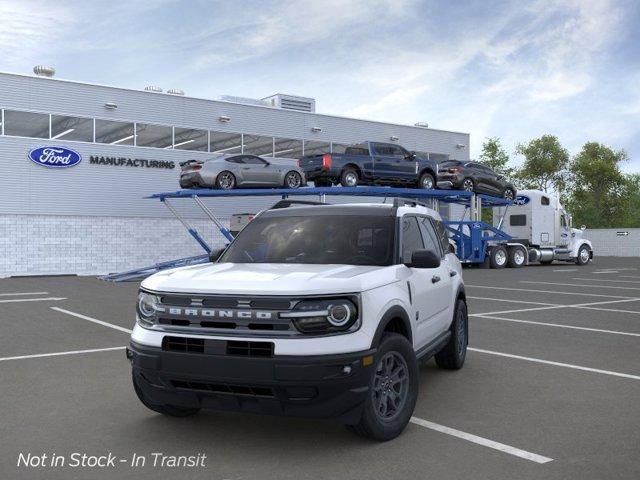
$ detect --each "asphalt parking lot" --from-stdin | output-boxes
[1,257,639,480]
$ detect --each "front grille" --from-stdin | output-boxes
[227,341,274,357]
[152,294,299,337]
[171,380,274,397]
[162,336,274,357]
[162,336,204,353]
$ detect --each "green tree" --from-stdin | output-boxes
[565,142,628,228]
[515,135,569,192]
[479,137,514,178]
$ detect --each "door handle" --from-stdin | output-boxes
[431,275,441,284]
[449,270,457,277]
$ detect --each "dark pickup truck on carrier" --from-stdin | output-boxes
[298,141,443,189]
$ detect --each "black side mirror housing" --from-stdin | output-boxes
[405,249,441,269]
[208,248,225,263]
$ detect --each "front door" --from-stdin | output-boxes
[400,216,450,349]
[240,155,276,185]
[372,143,416,183]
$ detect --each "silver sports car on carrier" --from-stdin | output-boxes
[179,154,306,189]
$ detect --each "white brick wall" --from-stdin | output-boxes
[0,214,230,277]
[583,228,640,257]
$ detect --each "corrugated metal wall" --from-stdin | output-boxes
[583,229,640,257]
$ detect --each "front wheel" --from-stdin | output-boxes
[346,333,418,441]
[284,171,303,189]
[576,245,591,265]
[435,299,468,370]
[461,178,475,192]
[418,172,435,189]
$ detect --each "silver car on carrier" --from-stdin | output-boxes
[180,154,306,189]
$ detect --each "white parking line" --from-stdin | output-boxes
[466,285,635,299]
[620,275,640,279]
[0,292,49,296]
[572,278,640,284]
[0,346,125,362]
[553,269,578,272]
[470,297,640,317]
[474,315,640,337]
[51,307,132,334]
[409,417,553,464]
[593,270,619,274]
[467,296,558,307]
[0,297,66,304]
[521,281,640,291]
[468,347,640,381]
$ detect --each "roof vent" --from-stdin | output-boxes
[144,85,163,93]
[414,122,429,128]
[33,65,55,77]
[261,94,316,113]
[167,88,185,96]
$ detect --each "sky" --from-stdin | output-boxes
[1,0,639,170]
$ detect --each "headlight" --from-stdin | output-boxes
[136,291,160,327]
[282,297,360,335]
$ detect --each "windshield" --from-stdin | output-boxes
[219,215,396,266]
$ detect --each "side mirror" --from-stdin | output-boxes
[208,248,225,263]
[581,225,586,231]
[405,249,441,269]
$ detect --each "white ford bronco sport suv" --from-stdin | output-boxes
[128,199,468,441]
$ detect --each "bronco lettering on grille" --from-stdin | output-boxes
[164,308,274,320]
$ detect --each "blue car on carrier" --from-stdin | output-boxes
[298,141,442,189]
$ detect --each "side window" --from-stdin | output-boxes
[387,145,406,157]
[401,217,425,264]
[541,196,550,206]
[510,214,527,226]
[372,143,392,155]
[431,218,450,254]
[418,217,441,256]
[226,156,244,164]
[243,155,267,165]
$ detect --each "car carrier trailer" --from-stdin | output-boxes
[101,186,581,282]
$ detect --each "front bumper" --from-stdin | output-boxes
[128,341,376,423]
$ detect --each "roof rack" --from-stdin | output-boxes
[271,199,327,209]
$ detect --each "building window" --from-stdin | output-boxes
[95,119,135,145]
[243,134,274,156]
[173,127,208,151]
[303,140,330,156]
[136,123,173,148]
[331,143,350,154]
[50,114,93,142]
[210,131,242,154]
[273,137,303,158]
[3,110,49,138]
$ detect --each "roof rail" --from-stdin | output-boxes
[391,197,430,209]
[270,199,328,209]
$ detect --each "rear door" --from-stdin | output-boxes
[400,216,449,349]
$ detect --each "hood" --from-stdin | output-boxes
[571,227,585,239]
[141,262,401,295]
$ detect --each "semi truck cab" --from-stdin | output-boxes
[495,189,593,265]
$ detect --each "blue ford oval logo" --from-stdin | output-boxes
[28,146,82,168]
[514,195,530,206]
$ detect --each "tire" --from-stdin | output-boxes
[132,373,200,417]
[216,171,236,190]
[507,246,526,268]
[340,168,359,187]
[461,178,475,192]
[346,333,418,441]
[435,299,468,370]
[418,172,435,190]
[489,245,508,269]
[575,245,591,265]
[284,171,303,189]
[503,187,515,200]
